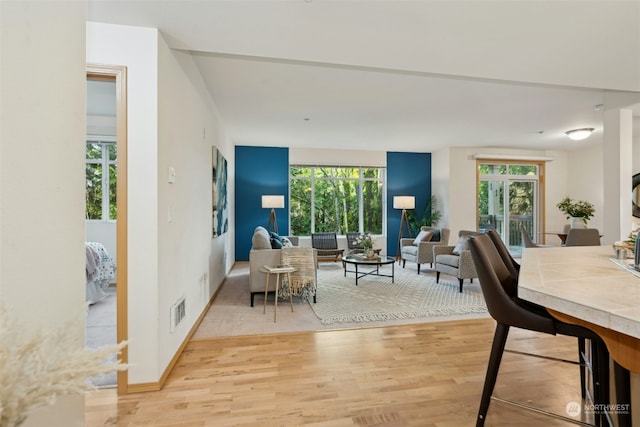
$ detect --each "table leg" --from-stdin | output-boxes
[274,273,280,323]
[392,261,395,283]
[263,271,270,314]
[287,272,294,312]
[355,264,359,286]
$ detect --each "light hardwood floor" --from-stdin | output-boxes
[86,318,595,426]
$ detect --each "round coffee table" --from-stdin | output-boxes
[342,254,395,285]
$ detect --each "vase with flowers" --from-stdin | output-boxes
[556,197,595,228]
[354,232,375,258]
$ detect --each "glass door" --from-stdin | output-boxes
[478,163,543,255]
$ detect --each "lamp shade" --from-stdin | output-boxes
[261,195,285,209]
[393,196,415,210]
[565,128,594,141]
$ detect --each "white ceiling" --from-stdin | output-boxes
[87,0,640,153]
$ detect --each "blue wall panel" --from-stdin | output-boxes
[386,152,432,256]
[235,146,289,261]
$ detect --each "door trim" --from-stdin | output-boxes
[87,64,129,394]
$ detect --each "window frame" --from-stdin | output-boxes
[86,136,117,222]
[476,160,546,252]
[289,165,386,236]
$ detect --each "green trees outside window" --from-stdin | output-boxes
[86,141,117,220]
[477,164,537,220]
[290,166,384,236]
[477,162,541,250]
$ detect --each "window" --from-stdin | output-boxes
[86,138,117,220]
[477,162,544,253]
[290,166,384,236]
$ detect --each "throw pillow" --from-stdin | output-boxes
[281,237,293,247]
[270,231,283,249]
[271,238,283,249]
[413,230,433,246]
[269,231,282,242]
[451,236,470,255]
[251,226,272,250]
[431,229,441,242]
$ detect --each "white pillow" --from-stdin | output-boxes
[251,227,272,250]
[281,237,293,247]
[413,230,433,245]
[451,237,470,255]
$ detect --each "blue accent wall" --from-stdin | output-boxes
[235,146,289,261]
[386,152,432,256]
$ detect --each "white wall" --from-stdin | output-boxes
[157,36,231,372]
[1,2,87,426]
[87,114,116,136]
[87,21,161,385]
[434,147,574,244]
[87,21,233,385]
[291,147,386,167]
[565,144,605,234]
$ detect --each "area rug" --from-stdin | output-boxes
[311,263,487,325]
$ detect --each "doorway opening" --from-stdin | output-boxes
[477,161,546,255]
[86,65,128,393]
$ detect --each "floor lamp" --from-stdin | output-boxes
[393,196,415,262]
[262,195,285,234]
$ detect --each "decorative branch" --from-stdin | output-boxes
[0,304,128,427]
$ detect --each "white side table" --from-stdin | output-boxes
[260,265,296,322]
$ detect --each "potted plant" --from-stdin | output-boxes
[556,197,595,227]
[407,195,442,236]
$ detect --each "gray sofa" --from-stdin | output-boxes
[249,226,318,306]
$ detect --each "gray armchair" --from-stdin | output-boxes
[434,230,478,292]
[400,227,450,274]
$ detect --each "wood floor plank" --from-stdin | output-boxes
[86,318,595,426]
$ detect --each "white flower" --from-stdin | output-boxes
[355,232,374,249]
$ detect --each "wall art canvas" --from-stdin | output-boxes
[212,146,228,238]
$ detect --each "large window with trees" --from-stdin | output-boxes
[477,161,544,253]
[290,166,385,236]
[86,138,117,220]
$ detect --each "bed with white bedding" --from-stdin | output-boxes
[86,241,116,304]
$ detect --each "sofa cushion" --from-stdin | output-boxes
[252,226,272,250]
[436,254,460,268]
[431,229,441,242]
[401,245,418,256]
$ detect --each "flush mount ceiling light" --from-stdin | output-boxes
[565,128,595,141]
